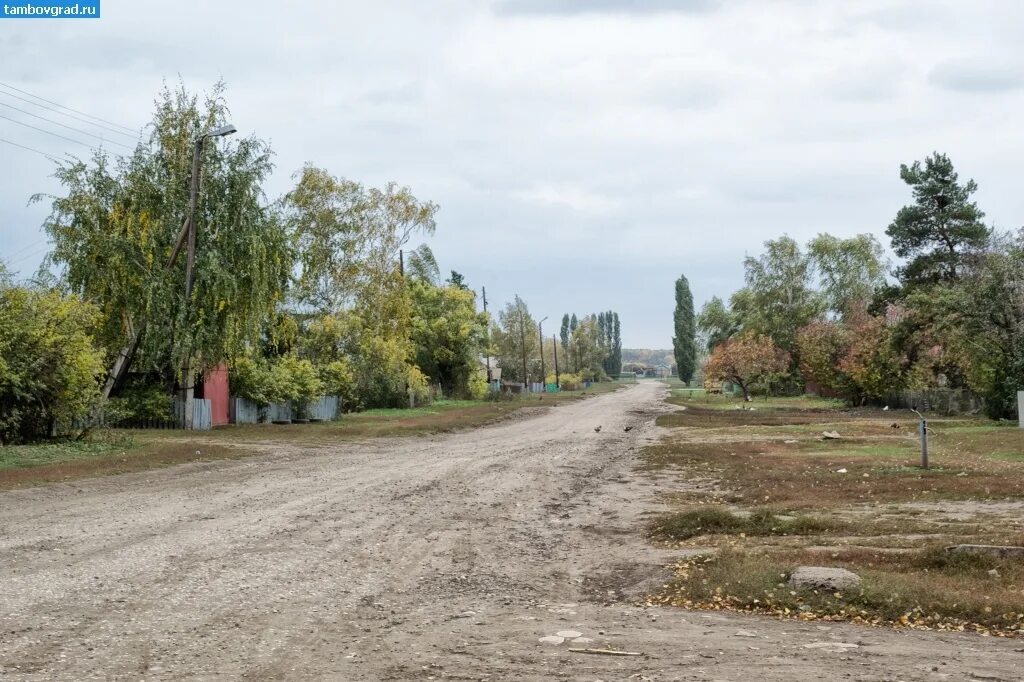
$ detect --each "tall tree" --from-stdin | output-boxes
[886,152,990,286]
[446,270,468,290]
[808,233,888,318]
[697,296,740,352]
[742,236,823,355]
[406,243,440,284]
[494,295,537,384]
[672,274,696,382]
[40,82,290,394]
[569,313,579,371]
[409,279,488,397]
[611,312,622,376]
[559,313,570,357]
[284,164,437,312]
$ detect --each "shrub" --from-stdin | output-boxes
[320,358,358,409]
[109,383,172,423]
[555,372,583,390]
[0,286,104,443]
[467,370,489,400]
[230,356,275,406]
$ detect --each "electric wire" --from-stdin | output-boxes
[0,112,104,151]
[0,101,134,150]
[0,80,136,134]
[0,87,139,140]
[0,135,64,161]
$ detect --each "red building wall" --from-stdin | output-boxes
[202,363,230,426]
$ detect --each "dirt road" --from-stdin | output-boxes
[1,382,1020,680]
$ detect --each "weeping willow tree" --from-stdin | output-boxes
[37,82,290,394]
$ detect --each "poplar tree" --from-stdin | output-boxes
[673,275,696,382]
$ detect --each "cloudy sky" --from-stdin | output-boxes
[2,0,1023,347]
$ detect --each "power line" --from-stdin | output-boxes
[5,245,49,267]
[5,239,50,261]
[0,101,134,150]
[0,80,135,134]
[0,112,102,151]
[0,88,138,140]
[0,135,63,162]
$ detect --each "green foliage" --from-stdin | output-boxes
[0,284,105,443]
[887,152,990,286]
[108,383,173,423]
[796,320,857,399]
[40,82,290,382]
[284,164,437,312]
[229,355,276,406]
[697,296,740,353]
[446,270,468,290]
[838,315,907,400]
[494,296,538,383]
[230,354,322,409]
[409,279,487,397]
[649,507,837,541]
[808,233,888,318]
[319,358,357,409]
[741,236,824,355]
[406,243,440,284]
[355,334,429,407]
[551,372,583,390]
[673,275,697,382]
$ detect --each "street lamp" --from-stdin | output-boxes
[181,123,237,429]
[538,317,548,391]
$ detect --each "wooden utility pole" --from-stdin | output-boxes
[482,287,491,383]
[538,320,545,389]
[181,136,204,430]
[517,308,528,392]
[552,334,559,390]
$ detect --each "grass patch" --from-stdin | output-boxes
[649,507,840,540]
[643,392,1024,634]
[652,547,1024,636]
[0,383,624,489]
[0,432,136,470]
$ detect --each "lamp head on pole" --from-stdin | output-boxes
[206,123,238,138]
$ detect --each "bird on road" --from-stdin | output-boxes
[624,426,634,432]
[594,425,602,433]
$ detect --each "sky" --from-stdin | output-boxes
[2,0,1023,348]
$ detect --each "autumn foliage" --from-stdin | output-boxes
[703,332,790,401]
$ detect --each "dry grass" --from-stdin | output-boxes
[652,547,1024,635]
[643,399,1024,636]
[0,384,622,489]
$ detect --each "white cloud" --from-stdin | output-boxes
[2,0,1023,346]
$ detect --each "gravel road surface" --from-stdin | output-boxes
[1,382,1021,680]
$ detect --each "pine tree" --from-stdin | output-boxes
[886,152,990,286]
[673,275,697,383]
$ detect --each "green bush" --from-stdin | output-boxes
[0,286,105,443]
[231,354,324,410]
[554,372,583,390]
[320,359,358,410]
[230,356,276,406]
[109,383,172,423]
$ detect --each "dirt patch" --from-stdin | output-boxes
[644,393,1024,638]
[1,382,1021,680]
